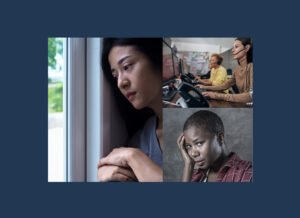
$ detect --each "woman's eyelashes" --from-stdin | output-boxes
[112,71,119,79]
[184,141,204,150]
[111,63,133,79]
[123,63,132,71]
[196,141,204,146]
[184,144,191,150]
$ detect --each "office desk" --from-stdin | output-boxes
[163,93,252,108]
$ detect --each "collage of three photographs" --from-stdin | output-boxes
[48,37,253,182]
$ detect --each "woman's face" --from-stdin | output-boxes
[183,126,222,170]
[232,40,248,60]
[108,46,161,110]
[209,56,219,69]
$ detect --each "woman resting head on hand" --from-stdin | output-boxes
[98,38,163,182]
[178,110,252,182]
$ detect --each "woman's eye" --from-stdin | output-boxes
[123,64,132,71]
[112,72,119,79]
[196,141,204,146]
[185,144,191,150]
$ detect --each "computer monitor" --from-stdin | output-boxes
[163,40,174,82]
[172,53,180,78]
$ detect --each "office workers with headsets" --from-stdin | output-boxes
[198,38,253,103]
[195,54,228,93]
[98,38,162,182]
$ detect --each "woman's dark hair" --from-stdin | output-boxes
[183,110,224,136]
[235,37,253,64]
[101,38,162,138]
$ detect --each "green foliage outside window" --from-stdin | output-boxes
[48,38,63,113]
[48,82,63,113]
[48,38,63,69]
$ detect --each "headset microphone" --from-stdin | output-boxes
[233,47,246,55]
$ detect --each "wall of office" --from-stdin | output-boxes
[221,49,239,73]
[163,108,253,182]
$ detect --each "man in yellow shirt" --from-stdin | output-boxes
[195,54,228,93]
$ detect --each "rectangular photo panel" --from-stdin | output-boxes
[163,108,253,182]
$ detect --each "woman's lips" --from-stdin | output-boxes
[126,92,136,101]
[195,160,205,166]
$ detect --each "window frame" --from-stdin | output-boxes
[67,38,86,182]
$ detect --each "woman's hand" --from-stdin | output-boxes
[177,133,194,182]
[195,84,205,89]
[194,75,201,81]
[202,91,216,99]
[97,147,134,168]
[97,165,137,182]
[98,147,162,182]
[177,133,194,166]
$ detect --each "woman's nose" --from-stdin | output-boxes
[190,148,200,158]
[117,73,130,90]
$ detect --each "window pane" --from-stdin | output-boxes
[48,38,66,182]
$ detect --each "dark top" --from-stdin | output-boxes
[128,116,162,167]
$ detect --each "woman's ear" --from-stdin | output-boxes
[245,44,251,52]
[217,133,224,146]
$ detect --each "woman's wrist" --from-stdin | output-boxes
[127,148,142,167]
[182,162,194,182]
[184,161,194,169]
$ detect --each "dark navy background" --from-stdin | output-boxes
[1,0,299,217]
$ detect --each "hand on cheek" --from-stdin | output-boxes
[97,165,137,182]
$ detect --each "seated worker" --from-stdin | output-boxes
[177,110,252,182]
[196,38,253,103]
[195,54,228,94]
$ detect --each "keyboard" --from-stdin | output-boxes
[195,87,207,94]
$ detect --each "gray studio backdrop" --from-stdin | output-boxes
[163,108,253,182]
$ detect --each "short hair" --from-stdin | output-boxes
[183,110,224,136]
[211,53,223,65]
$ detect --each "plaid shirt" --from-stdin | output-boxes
[191,152,252,182]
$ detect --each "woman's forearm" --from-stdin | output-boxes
[198,78,212,86]
[182,163,194,182]
[127,149,163,182]
[214,92,252,103]
[203,77,235,91]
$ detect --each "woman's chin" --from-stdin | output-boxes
[131,101,144,110]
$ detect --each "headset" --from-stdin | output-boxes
[217,57,222,65]
[210,55,222,66]
[233,47,247,55]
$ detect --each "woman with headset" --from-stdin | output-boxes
[195,53,228,93]
[97,38,163,182]
[197,38,253,103]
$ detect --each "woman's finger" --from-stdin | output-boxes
[98,157,111,167]
[112,173,135,182]
[177,133,183,149]
[117,167,138,181]
[97,165,137,182]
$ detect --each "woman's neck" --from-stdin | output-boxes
[210,149,230,173]
[239,55,248,68]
